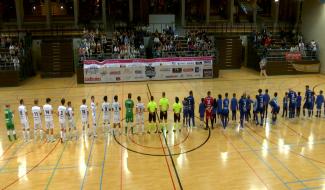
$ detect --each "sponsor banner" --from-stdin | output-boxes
[285,52,302,61]
[84,56,213,83]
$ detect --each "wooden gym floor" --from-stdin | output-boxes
[0,68,325,190]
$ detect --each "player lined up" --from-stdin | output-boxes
[4,86,325,142]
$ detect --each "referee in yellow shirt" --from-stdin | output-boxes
[159,92,169,133]
[173,97,183,132]
[147,96,157,134]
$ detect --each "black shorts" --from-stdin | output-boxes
[149,112,156,122]
[160,111,168,120]
[174,113,180,122]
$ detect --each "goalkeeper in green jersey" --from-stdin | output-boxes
[125,93,135,134]
[4,104,17,141]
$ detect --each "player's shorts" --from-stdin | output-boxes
[222,109,229,116]
[92,116,97,125]
[68,119,76,129]
[174,113,181,122]
[317,105,322,110]
[136,114,144,124]
[125,113,134,123]
[59,121,66,129]
[183,110,189,118]
[217,110,223,115]
[306,102,313,110]
[113,114,120,124]
[103,115,110,123]
[6,123,14,130]
[81,118,88,124]
[149,112,156,122]
[160,111,167,120]
[205,110,212,119]
[45,121,54,129]
[271,106,280,114]
[258,107,265,113]
[188,109,194,118]
[34,122,42,130]
[20,120,30,129]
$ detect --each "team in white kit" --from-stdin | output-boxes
[15,95,146,143]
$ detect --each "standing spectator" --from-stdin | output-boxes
[259,57,267,78]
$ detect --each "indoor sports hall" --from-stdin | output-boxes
[0,0,325,190]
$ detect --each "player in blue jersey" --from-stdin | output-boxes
[216,94,223,123]
[238,94,247,129]
[288,89,297,118]
[187,91,195,127]
[212,98,217,124]
[253,95,258,123]
[311,92,316,116]
[304,85,313,117]
[315,90,324,117]
[199,98,205,128]
[282,92,288,118]
[222,93,230,129]
[263,89,270,119]
[270,92,280,124]
[182,97,189,127]
[256,89,264,126]
[246,95,253,121]
[231,93,238,122]
[296,92,302,117]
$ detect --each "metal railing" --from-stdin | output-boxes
[256,49,319,61]
[153,50,216,58]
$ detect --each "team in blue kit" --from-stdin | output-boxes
[176,85,324,131]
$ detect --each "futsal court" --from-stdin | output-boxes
[0,69,325,190]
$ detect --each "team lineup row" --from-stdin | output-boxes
[3,85,321,143]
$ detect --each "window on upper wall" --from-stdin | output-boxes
[23,0,44,17]
[210,0,228,20]
[51,0,74,17]
[185,0,205,23]
[79,0,103,24]
[0,0,16,22]
[256,0,272,17]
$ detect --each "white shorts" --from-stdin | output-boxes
[34,122,42,130]
[103,114,110,123]
[20,120,30,129]
[92,116,97,125]
[45,121,54,129]
[68,119,76,129]
[59,121,66,129]
[136,114,144,125]
[113,114,120,124]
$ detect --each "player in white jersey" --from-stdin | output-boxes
[80,99,89,136]
[43,98,55,142]
[31,99,43,141]
[90,96,98,137]
[67,101,78,140]
[102,96,111,133]
[112,95,121,134]
[136,96,145,134]
[57,98,67,143]
[18,99,30,142]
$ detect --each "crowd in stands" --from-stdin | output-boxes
[252,28,319,60]
[0,36,24,70]
[78,29,108,60]
[112,29,146,59]
[78,27,215,60]
[186,30,213,52]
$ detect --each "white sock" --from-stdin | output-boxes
[40,130,43,140]
[34,130,37,140]
[27,131,30,140]
[23,131,26,141]
[93,125,97,135]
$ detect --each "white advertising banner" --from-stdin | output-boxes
[83,56,213,83]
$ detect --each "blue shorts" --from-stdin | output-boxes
[306,102,313,110]
[183,111,189,117]
[188,110,194,117]
[222,109,229,116]
[258,107,264,113]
